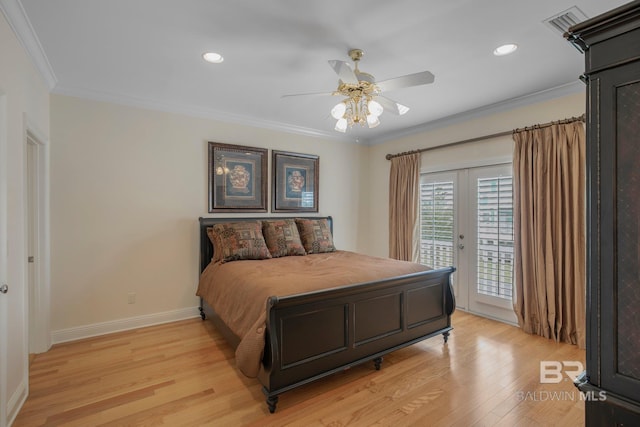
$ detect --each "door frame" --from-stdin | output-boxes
[1,90,8,427]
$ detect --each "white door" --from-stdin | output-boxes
[27,136,38,353]
[420,164,516,324]
[467,165,516,323]
[0,94,9,427]
[419,171,467,309]
[26,130,50,355]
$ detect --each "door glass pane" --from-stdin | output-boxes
[420,180,454,269]
[476,176,513,300]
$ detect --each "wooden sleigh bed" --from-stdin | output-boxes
[197,216,455,413]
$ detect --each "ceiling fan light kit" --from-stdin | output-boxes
[284,48,435,133]
[329,49,383,132]
[331,94,384,132]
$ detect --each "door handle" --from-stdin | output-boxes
[0,284,7,294]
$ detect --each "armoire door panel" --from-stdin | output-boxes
[599,64,640,399]
[615,78,640,383]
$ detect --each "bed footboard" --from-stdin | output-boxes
[258,266,455,413]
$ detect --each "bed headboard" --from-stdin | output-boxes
[198,216,333,274]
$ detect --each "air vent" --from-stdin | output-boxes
[543,6,589,36]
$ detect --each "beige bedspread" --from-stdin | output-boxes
[196,250,431,377]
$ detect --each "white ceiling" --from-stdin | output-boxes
[6,0,627,144]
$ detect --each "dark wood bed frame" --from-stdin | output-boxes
[198,216,456,413]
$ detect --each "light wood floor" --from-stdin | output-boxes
[15,311,585,426]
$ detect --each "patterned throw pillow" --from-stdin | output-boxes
[262,219,306,258]
[210,221,272,263]
[206,227,223,263]
[295,218,336,254]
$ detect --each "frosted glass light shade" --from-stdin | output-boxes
[335,118,348,132]
[367,114,380,128]
[368,99,383,117]
[331,102,346,119]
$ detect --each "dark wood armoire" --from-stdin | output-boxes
[566,1,640,425]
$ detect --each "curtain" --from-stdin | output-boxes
[512,121,586,348]
[389,152,421,262]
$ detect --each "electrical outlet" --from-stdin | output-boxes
[128,292,136,304]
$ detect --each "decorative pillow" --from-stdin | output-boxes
[206,227,223,263]
[262,219,306,258]
[295,218,336,254]
[210,221,272,263]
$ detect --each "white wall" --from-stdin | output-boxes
[49,91,585,337]
[0,9,50,423]
[361,92,586,257]
[50,94,366,335]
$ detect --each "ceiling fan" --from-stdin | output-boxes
[284,48,435,132]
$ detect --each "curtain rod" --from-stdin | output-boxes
[385,114,586,161]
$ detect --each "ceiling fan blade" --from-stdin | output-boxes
[376,71,435,92]
[376,96,410,115]
[282,91,333,98]
[328,60,358,85]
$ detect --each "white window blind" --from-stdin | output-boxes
[420,181,454,269]
[476,176,514,300]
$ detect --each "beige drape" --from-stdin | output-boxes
[389,153,421,262]
[512,121,586,348]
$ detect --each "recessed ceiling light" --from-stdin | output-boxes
[493,43,518,56]
[202,52,224,63]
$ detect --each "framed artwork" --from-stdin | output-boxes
[208,142,267,212]
[272,150,319,213]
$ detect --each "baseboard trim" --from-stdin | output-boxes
[51,307,200,345]
[457,307,519,327]
[7,377,27,426]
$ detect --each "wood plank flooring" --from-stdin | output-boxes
[14,311,585,426]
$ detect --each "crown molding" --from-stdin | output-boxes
[365,80,585,145]
[53,80,582,147]
[0,0,57,90]
[52,84,358,143]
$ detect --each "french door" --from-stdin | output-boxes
[420,164,517,324]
